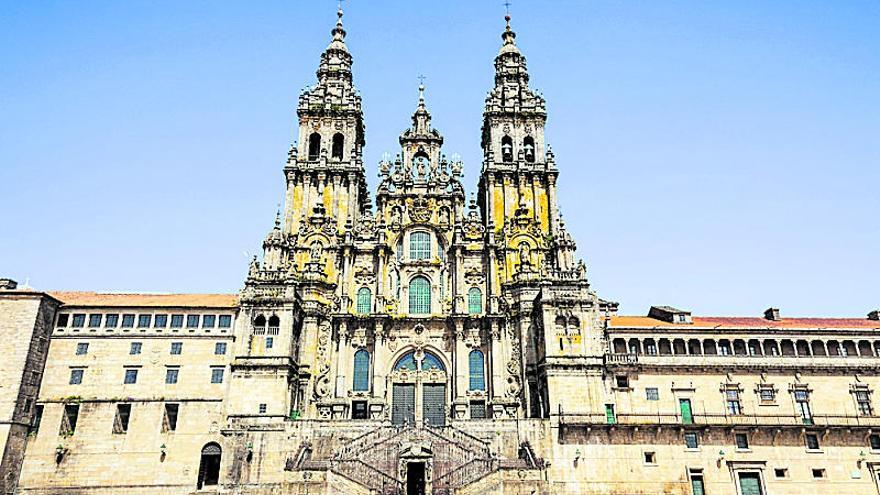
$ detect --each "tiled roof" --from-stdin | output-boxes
[48,291,239,308]
[610,315,880,330]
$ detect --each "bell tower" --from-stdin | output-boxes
[477,15,559,242]
[283,7,369,236]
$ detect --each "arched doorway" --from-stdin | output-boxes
[197,442,222,489]
[390,349,447,427]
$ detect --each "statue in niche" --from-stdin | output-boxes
[414,154,428,179]
[310,242,323,262]
[518,241,532,270]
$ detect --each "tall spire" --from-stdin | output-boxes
[327,7,348,52]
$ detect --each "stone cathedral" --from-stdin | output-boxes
[2,10,880,495]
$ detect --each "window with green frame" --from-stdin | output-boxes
[468,287,482,314]
[409,276,431,314]
[356,287,371,314]
[409,232,431,260]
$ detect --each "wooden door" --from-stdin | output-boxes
[422,384,446,426]
[392,384,416,426]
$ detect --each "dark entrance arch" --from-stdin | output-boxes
[197,442,222,489]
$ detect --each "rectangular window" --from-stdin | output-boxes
[170,342,182,355]
[165,368,179,384]
[105,314,119,328]
[69,369,84,385]
[719,342,730,356]
[759,386,776,402]
[266,337,274,349]
[470,400,487,420]
[726,389,743,415]
[57,314,69,327]
[88,314,102,327]
[738,473,764,494]
[113,404,132,434]
[409,231,431,260]
[795,389,813,424]
[774,468,788,479]
[170,314,184,328]
[75,342,89,355]
[689,470,705,495]
[121,314,135,328]
[211,368,224,384]
[812,468,826,479]
[870,434,880,451]
[646,388,659,401]
[646,343,657,355]
[30,404,44,434]
[154,314,168,328]
[643,451,656,464]
[615,375,630,388]
[163,403,179,432]
[203,315,216,328]
[735,433,750,450]
[60,404,79,435]
[130,342,142,355]
[71,314,86,327]
[805,433,820,450]
[124,369,138,384]
[215,343,227,355]
[186,315,200,328]
[352,400,369,420]
[684,432,699,449]
[137,315,151,328]
[855,390,873,415]
[258,403,267,414]
[605,404,616,425]
[218,315,232,328]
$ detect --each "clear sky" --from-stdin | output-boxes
[1,1,878,317]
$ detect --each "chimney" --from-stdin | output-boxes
[764,307,780,321]
[869,310,880,321]
[0,278,18,290]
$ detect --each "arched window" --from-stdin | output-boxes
[353,349,370,391]
[393,350,446,372]
[356,287,371,314]
[410,232,431,260]
[197,443,222,489]
[253,315,266,335]
[408,276,431,314]
[421,352,445,371]
[331,133,344,160]
[469,350,485,391]
[468,287,482,315]
[523,136,535,163]
[393,351,418,371]
[501,135,513,162]
[308,133,321,161]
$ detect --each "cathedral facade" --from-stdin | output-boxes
[2,10,880,495]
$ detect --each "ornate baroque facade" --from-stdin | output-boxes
[1,10,880,495]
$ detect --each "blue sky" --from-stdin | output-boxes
[1,1,878,317]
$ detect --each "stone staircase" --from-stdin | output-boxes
[294,422,523,495]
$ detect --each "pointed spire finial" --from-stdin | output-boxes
[274,207,281,229]
[417,74,426,106]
